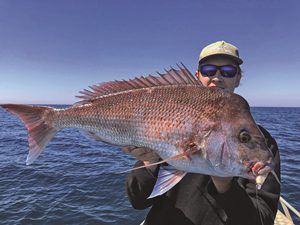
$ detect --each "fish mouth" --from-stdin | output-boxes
[245,161,273,178]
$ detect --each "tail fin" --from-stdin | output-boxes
[1,104,58,165]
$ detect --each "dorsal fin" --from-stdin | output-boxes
[75,63,201,105]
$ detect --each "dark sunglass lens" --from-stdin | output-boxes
[200,65,217,77]
[220,65,237,77]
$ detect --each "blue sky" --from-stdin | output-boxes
[0,0,299,107]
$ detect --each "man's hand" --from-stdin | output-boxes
[211,176,233,194]
[122,145,160,166]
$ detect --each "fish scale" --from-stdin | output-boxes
[54,86,200,147]
[50,86,233,168]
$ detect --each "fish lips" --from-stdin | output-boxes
[243,159,274,179]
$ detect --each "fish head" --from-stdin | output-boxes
[222,94,274,180]
[202,93,274,180]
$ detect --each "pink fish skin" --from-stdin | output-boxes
[0,65,273,180]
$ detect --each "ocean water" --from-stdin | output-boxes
[0,106,299,225]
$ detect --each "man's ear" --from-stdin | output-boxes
[195,71,199,79]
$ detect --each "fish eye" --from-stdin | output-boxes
[239,130,251,143]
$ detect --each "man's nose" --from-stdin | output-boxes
[215,69,222,76]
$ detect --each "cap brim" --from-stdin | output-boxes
[199,54,243,65]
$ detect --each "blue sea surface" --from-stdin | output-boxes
[0,106,299,225]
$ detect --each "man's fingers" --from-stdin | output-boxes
[122,146,160,162]
[122,145,138,153]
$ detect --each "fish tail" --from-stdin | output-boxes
[1,104,58,165]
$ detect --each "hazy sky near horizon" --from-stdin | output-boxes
[0,0,299,107]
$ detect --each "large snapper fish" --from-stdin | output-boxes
[1,64,274,197]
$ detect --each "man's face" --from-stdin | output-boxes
[196,55,241,93]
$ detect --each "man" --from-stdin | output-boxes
[125,41,280,225]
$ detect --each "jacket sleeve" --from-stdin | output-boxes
[126,160,160,209]
[208,125,281,225]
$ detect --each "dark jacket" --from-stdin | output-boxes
[126,125,280,225]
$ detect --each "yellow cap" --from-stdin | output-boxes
[199,41,243,65]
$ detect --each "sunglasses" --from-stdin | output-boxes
[198,64,238,78]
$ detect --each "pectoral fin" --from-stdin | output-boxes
[148,165,187,199]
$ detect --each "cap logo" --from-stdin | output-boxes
[215,43,232,54]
